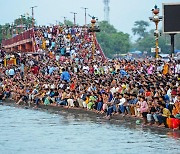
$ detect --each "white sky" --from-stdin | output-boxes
[0,0,179,37]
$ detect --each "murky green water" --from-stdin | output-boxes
[0,105,179,154]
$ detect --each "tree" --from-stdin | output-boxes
[175,34,180,49]
[96,21,130,58]
[14,15,33,29]
[134,29,171,54]
[0,15,33,43]
[132,20,149,40]
[98,21,117,33]
[64,20,74,27]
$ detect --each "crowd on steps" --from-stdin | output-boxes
[0,25,180,130]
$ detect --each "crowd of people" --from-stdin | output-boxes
[34,25,103,62]
[0,25,180,130]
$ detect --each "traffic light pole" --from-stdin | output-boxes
[31,6,37,28]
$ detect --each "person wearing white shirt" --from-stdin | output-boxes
[43,83,49,89]
[93,64,98,70]
[46,39,49,47]
[48,33,52,39]
[50,84,55,90]
[167,87,172,101]
[83,65,89,74]
[118,94,126,115]
[8,68,15,78]
[5,69,9,76]
[175,63,180,74]
[56,55,60,61]
[110,87,116,95]
[104,65,109,74]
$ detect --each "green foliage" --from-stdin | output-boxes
[133,30,172,54]
[132,20,149,40]
[99,21,117,33]
[131,20,175,54]
[0,25,2,44]
[58,20,74,26]
[64,20,74,26]
[175,34,180,49]
[14,15,33,30]
[96,21,130,58]
[0,15,33,43]
[137,35,155,52]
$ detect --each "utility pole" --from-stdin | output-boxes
[70,12,77,25]
[64,17,67,25]
[2,28,4,40]
[30,6,37,28]
[61,16,67,25]
[20,15,23,32]
[81,7,88,26]
[11,22,14,36]
[55,20,59,25]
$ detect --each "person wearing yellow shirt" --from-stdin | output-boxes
[42,39,46,50]
[162,108,171,118]
[163,63,169,75]
[82,95,89,108]
[172,95,180,118]
[157,103,171,127]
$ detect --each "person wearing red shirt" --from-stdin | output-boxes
[31,65,39,75]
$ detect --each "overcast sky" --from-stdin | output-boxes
[0,0,179,37]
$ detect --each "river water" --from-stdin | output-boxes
[0,105,180,154]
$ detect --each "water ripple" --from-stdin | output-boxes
[0,105,180,154]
